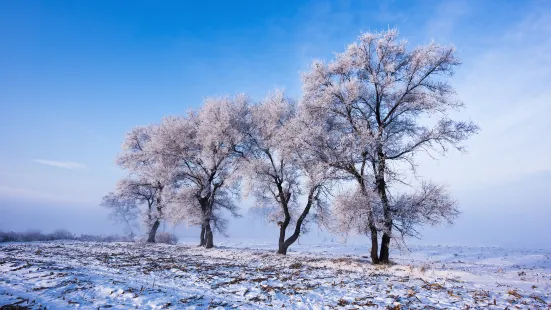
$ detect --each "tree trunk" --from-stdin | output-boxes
[379,232,391,263]
[277,241,288,255]
[358,179,380,265]
[198,196,214,248]
[376,147,392,264]
[276,183,292,255]
[278,227,299,256]
[367,182,379,264]
[277,215,290,255]
[205,220,214,249]
[277,186,317,255]
[147,219,160,243]
[199,225,206,247]
[379,189,393,263]
[369,225,380,264]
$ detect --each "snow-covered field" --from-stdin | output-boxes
[1,240,550,309]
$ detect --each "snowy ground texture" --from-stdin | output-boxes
[1,240,550,309]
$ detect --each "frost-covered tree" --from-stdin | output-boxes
[101,191,138,237]
[301,29,478,263]
[153,96,248,248]
[391,182,459,240]
[118,178,164,242]
[112,125,171,243]
[296,99,382,260]
[243,90,336,255]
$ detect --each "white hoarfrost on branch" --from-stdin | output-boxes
[391,182,459,239]
[105,124,171,243]
[242,90,339,255]
[332,187,382,236]
[301,28,478,263]
[150,95,249,249]
[100,28,476,261]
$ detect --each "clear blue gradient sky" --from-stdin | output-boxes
[1,0,550,248]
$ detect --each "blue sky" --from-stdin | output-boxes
[1,0,550,248]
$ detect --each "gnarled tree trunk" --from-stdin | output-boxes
[277,213,291,255]
[198,196,215,248]
[199,225,206,246]
[147,219,160,243]
[276,183,292,255]
[277,186,318,255]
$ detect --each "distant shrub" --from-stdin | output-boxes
[77,234,133,243]
[0,229,181,244]
[0,231,19,242]
[134,235,148,244]
[0,230,134,243]
[50,229,75,240]
[155,232,178,244]
[21,230,46,242]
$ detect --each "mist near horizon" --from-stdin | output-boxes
[2,169,550,250]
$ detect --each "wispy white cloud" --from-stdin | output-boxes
[32,159,88,170]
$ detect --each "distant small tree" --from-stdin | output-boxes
[301,29,478,263]
[101,190,138,237]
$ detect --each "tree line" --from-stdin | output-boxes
[102,29,478,264]
[0,229,177,244]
